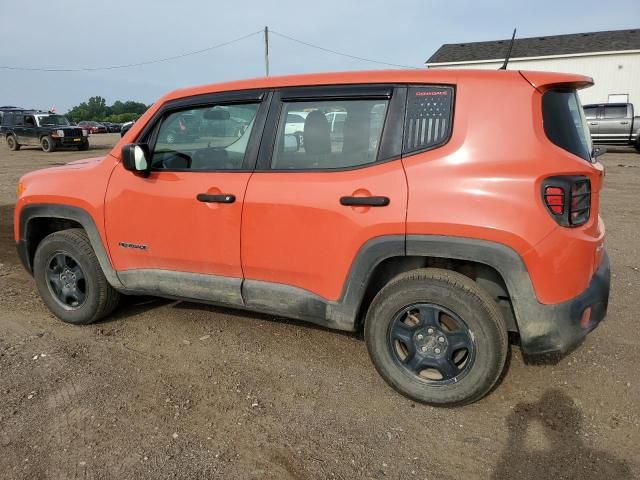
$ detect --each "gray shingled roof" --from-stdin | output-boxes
[426,28,640,64]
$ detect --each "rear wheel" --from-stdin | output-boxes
[33,229,120,325]
[6,134,19,151]
[365,268,508,406]
[40,135,56,153]
[634,140,640,153]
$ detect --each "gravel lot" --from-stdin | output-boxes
[0,134,638,479]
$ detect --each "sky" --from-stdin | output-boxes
[0,0,638,113]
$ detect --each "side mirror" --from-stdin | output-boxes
[283,133,300,153]
[122,144,150,174]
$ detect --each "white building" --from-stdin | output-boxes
[426,29,640,106]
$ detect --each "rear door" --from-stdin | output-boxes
[599,104,631,143]
[21,115,38,145]
[241,85,408,303]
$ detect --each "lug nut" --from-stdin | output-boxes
[438,336,445,343]
[421,346,427,352]
[427,328,434,334]
[435,348,441,354]
[417,334,424,340]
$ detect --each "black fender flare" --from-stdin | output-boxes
[17,203,123,289]
[327,235,534,329]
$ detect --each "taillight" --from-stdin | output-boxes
[542,176,591,227]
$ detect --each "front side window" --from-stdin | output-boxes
[151,103,259,170]
[542,89,592,162]
[271,99,388,170]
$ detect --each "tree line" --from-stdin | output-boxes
[65,96,149,123]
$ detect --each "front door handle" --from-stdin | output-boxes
[620,121,629,125]
[589,122,599,125]
[196,193,236,203]
[340,196,390,207]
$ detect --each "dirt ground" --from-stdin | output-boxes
[0,134,638,479]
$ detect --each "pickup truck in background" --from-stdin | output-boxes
[583,102,640,153]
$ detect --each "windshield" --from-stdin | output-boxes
[542,89,593,162]
[35,114,71,127]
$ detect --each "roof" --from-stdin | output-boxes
[427,28,640,64]
[164,69,588,101]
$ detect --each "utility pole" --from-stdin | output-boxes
[264,26,270,77]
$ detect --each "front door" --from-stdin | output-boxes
[105,91,269,302]
[241,86,408,303]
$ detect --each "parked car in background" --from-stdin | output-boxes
[102,122,121,133]
[120,121,135,137]
[583,102,640,152]
[1,111,89,152]
[77,121,108,134]
[14,69,609,407]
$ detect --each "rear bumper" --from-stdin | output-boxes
[519,251,610,358]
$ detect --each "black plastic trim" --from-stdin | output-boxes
[17,204,123,288]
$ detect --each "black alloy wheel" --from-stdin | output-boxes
[45,252,87,309]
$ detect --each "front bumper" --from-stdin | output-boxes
[54,137,87,146]
[520,251,610,358]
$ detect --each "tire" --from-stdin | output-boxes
[634,141,640,153]
[40,135,56,153]
[77,141,89,151]
[365,268,508,406]
[6,134,20,151]
[33,229,120,325]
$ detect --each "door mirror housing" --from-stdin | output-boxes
[122,144,151,174]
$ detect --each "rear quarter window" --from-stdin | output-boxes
[403,86,454,155]
[542,89,592,162]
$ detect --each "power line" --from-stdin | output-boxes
[0,28,420,73]
[270,30,420,69]
[0,30,263,72]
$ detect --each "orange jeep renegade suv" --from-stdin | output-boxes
[15,70,610,406]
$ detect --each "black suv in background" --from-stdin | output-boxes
[1,111,89,152]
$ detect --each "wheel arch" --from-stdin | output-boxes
[18,204,123,288]
[328,235,535,335]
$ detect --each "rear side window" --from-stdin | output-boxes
[403,86,454,155]
[583,106,598,119]
[542,89,592,162]
[271,98,389,170]
[603,105,627,119]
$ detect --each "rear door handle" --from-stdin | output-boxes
[589,122,599,125]
[196,193,236,203]
[620,121,629,125]
[340,196,390,207]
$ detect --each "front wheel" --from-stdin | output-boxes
[33,229,120,325]
[365,268,508,406]
[77,141,89,151]
[6,134,20,151]
[40,135,56,153]
[634,141,640,153]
